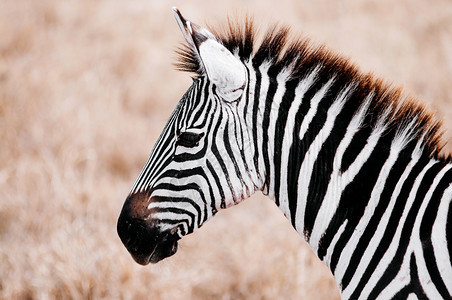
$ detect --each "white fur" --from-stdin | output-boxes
[278,67,320,219]
[266,68,293,200]
[410,164,452,299]
[198,40,246,102]
[431,182,452,296]
[295,83,353,235]
[354,160,437,299]
[341,138,424,297]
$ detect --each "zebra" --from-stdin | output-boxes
[117,8,452,299]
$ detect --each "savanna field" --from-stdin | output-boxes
[1,0,452,299]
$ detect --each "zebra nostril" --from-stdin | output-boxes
[116,194,159,265]
[117,213,159,265]
[117,191,155,248]
[117,192,181,264]
[118,218,145,247]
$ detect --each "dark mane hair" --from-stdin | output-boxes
[175,16,448,160]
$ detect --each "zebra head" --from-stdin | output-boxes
[117,8,260,265]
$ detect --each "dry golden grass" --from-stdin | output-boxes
[1,0,451,299]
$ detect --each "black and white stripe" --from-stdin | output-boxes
[118,8,452,299]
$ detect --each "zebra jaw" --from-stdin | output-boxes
[172,7,246,102]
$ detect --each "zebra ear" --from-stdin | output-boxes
[172,7,246,102]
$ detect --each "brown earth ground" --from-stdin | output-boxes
[1,0,452,299]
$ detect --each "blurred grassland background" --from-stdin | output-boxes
[1,0,452,299]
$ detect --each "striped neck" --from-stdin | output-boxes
[244,58,452,296]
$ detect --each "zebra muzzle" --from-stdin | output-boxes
[117,214,179,265]
[117,192,179,265]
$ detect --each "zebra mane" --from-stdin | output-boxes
[175,17,447,160]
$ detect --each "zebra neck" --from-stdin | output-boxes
[246,62,452,290]
[333,158,452,298]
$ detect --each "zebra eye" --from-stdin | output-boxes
[176,131,204,148]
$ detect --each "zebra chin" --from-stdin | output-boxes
[117,191,180,265]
